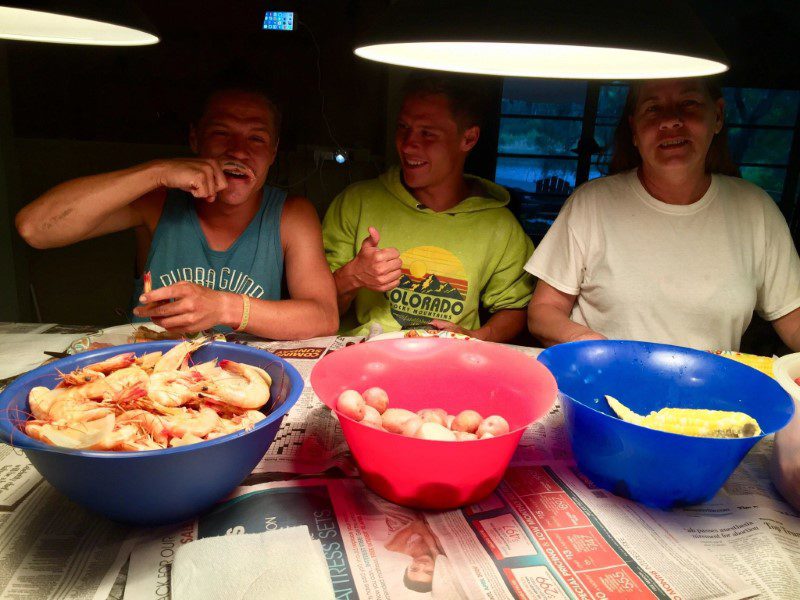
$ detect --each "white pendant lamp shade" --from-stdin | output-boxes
[354,0,728,79]
[0,2,158,46]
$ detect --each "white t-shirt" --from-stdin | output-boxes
[525,169,800,350]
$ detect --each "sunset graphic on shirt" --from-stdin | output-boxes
[388,246,469,328]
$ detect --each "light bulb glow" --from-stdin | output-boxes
[355,42,727,79]
[0,7,158,46]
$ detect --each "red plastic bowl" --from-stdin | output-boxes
[310,338,557,509]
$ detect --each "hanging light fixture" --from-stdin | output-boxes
[355,0,728,79]
[0,1,158,46]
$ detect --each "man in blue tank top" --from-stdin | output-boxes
[16,85,338,340]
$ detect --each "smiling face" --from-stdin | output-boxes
[629,79,724,177]
[395,92,479,196]
[190,89,278,205]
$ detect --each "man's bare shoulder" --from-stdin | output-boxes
[282,195,321,223]
[280,195,322,247]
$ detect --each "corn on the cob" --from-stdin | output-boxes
[605,395,761,438]
[708,350,774,378]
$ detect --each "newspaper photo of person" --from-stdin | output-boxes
[343,481,469,599]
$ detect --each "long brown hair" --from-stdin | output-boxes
[609,78,739,176]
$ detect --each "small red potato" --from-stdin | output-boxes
[337,390,365,421]
[382,408,417,433]
[417,408,447,426]
[401,416,424,437]
[416,422,457,442]
[362,387,390,414]
[454,431,478,441]
[452,410,483,433]
[477,415,510,437]
[360,405,383,428]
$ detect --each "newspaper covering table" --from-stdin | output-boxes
[125,473,760,600]
[0,332,798,599]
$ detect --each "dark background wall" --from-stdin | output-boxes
[1,0,395,325]
[0,0,798,326]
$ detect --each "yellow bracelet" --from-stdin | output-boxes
[236,294,250,332]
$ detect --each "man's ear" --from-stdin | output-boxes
[461,126,480,152]
[189,125,198,154]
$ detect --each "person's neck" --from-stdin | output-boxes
[193,189,262,250]
[408,174,472,213]
[638,166,712,206]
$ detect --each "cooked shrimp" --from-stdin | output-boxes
[136,351,163,373]
[28,381,112,418]
[60,352,136,386]
[206,409,265,439]
[105,365,150,392]
[24,345,272,453]
[32,364,148,422]
[169,433,205,448]
[189,360,223,380]
[25,414,116,450]
[221,160,256,180]
[119,436,164,451]
[226,409,266,432]
[161,405,221,440]
[116,409,168,445]
[48,396,114,424]
[153,339,207,373]
[58,368,104,387]
[147,370,204,407]
[29,386,59,421]
[202,360,271,410]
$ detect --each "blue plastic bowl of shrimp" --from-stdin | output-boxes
[538,340,795,509]
[0,341,303,525]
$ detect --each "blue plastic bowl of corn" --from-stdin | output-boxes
[538,340,795,509]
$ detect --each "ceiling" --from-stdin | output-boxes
[2,0,798,148]
[692,0,800,89]
[115,0,800,89]
[134,0,800,89]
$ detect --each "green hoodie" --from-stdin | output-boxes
[323,167,535,336]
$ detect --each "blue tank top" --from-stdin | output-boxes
[130,186,285,321]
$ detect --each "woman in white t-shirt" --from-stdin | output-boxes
[525,77,800,352]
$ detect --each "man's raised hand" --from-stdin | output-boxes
[155,158,228,202]
[352,227,402,292]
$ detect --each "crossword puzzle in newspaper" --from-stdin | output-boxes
[247,336,359,475]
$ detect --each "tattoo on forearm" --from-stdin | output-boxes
[40,208,74,231]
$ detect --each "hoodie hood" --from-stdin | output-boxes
[378,166,509,214]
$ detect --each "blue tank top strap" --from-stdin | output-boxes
[130,186,286,322]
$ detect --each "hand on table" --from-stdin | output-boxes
[133,281,230,333]
[428,320,474,337]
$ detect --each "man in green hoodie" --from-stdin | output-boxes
[322,75,534,342]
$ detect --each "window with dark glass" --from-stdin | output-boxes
[497,80,800,244]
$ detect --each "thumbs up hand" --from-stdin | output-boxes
[360,226,382,251]
[351,227,402,292]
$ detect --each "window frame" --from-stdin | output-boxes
[494,80,800,245]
